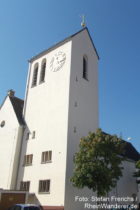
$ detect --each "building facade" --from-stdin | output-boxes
[0,28,139,210]
[17,27,99,208]
[0,90,24,190]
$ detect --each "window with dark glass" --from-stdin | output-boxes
[83,56,88,80]
[26,132,30,140]
[41,151,52,163]
[32,64,38,87]
[40,60,46,83]
[24,154,33,166]
[32,131,36,139]
[20,181,30,191]
[0,120,5,127]
[39,180,50,193]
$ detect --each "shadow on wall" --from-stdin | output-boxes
[16,123,32,189]
[27,193,41,205]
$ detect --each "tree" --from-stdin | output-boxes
[134,160,140,184]
[70,128,125,196]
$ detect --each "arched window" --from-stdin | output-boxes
[83,55,88,80]
[32,63,38,87]
[40,59,46,83]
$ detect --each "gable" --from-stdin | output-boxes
[0,96,24,128]
[29,27,99,63]
[0,96,19,128]
[123,141,140,161]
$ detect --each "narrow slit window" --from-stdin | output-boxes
[32,64,38,87]
[32,131,36,139]
[40,60,46,83]
[26,132,30,140]
[83,56,88,80]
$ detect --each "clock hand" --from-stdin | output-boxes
[60,59,65,62]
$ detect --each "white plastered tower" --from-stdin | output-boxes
[17,27,99,208]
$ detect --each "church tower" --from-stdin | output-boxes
[17,27,99,209]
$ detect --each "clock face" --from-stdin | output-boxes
[50,51,66,72]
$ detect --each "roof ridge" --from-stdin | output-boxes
[10,95,24,102]
[29,27,99,62]
[9,96,25,125]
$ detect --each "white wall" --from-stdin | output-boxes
[17,41,72,206]
[17,29,99,207]
[0,97,22,190]
[16,28,138,209]
[63,30,138,210]
[10,126,24,189]
[64,29,99,210]
[116,160,138,199]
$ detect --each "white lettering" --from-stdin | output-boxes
[75,196,89,202]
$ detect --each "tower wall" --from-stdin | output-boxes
[64,29,99,210]
[17,41,72,206]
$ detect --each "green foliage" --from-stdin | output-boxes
[70,128,125,196]
[133,160,140,183]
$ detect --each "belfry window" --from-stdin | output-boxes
[83,56,88,80]
[40,59,46,83]
[32,64,38,87]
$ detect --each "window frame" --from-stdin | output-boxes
[24,154,33,166]
[20,181,30,192]
[39,59,46,84]
[31,63,38,87]
[41,151,52,164]
[38,179,50,193]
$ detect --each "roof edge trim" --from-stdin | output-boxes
[29,27,99,63]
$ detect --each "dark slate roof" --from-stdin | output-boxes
[103,132,140,161]
[29,27,99,63]
[9,96,25,125]
[122,141,140,161]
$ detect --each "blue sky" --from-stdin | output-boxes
[0,0,140,151]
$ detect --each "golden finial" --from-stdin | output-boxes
[81,15,86,28]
